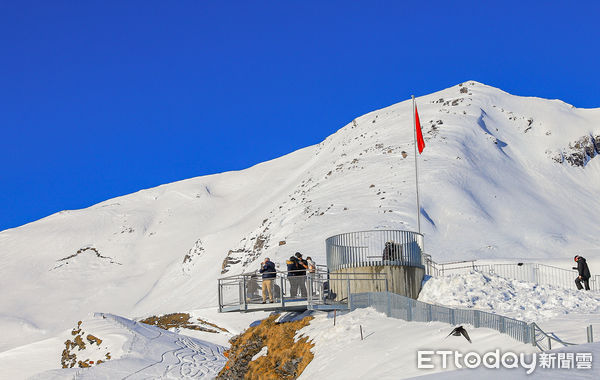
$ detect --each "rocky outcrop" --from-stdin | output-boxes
[61,321,110,369]
[182,239,205,271]
[52,247,121,270]
[217,314,314,380]
[221,220,273,274]
[552,135,600,167]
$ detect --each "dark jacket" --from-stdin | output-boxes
[259,260,276,279]
[296,258,308,276]
[383,242,403,261]
[576,257,591,279]
[287,257,300,276]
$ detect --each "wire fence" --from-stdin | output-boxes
[423,256,600,291]
[350,291,533,344]
[349,292,577,350]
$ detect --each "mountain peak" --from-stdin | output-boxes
[1,83,600,353]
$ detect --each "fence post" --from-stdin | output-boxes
[529,324,536,347]
[386,292,391,317]
[449,309,455,325]
[242,276,248,311]
[407,299,413,321]
[308,274,313,307]
[280,276,285,308]
[428,303,433,321]
[547,336,552,350]
[347,277,352,310]
[587,325,594,343]
[500,317,505,333]
[217,280,222,312]
[474,310,480,328]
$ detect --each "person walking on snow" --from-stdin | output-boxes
[573,255,591,291]
[259,257,276,303]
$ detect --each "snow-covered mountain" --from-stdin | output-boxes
[1,80,599,356]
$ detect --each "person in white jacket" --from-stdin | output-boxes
[306,257,316,274]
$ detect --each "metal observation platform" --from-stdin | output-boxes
[218,230,425,313]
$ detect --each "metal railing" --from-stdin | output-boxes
[422,254,476,277]
[326,230,424,272]
[350,292,532,344]
[529,322,577,351]
[217,268,388,312]
[423,257,600,291]
[349,292,575,350]
[218,267,576,350]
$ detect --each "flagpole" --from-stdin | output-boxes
[412,95,422,234]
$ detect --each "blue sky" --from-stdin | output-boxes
[1,1,599,231]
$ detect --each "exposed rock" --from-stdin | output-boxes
[559,135,599,167]
[222,229,272,273]
[183,239,205,265]
[61,321,110,369]
[222,249,245,274]
[86,334,102,346]
[53,247,121,270]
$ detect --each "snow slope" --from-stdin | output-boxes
[1,313,227,379]
[1,81,599,377]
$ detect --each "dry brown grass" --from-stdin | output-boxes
[139,313,229,333]
[217,314,314,379]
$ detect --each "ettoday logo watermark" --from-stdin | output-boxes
[418,350,593,374]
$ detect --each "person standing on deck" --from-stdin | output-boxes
[287,256,300,297]
[295,252,309,298]
[259,257,276,303]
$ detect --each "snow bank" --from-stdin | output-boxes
[299,308,536,379]
[418,271,600,322]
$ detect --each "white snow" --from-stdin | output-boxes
[299,307,537,379]
[418,271,600,322]
[1,81,599,378]
[0,313,228,380]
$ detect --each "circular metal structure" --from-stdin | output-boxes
[326,229,424,272]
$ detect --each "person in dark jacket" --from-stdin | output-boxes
[287,256,300,297]
[259,257,276,303]
[294,252,309,298]
[573,255,591,291]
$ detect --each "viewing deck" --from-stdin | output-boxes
[218,269,387,313]
[218,229,426,313]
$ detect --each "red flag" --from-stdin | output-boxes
[415,105,425,154]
